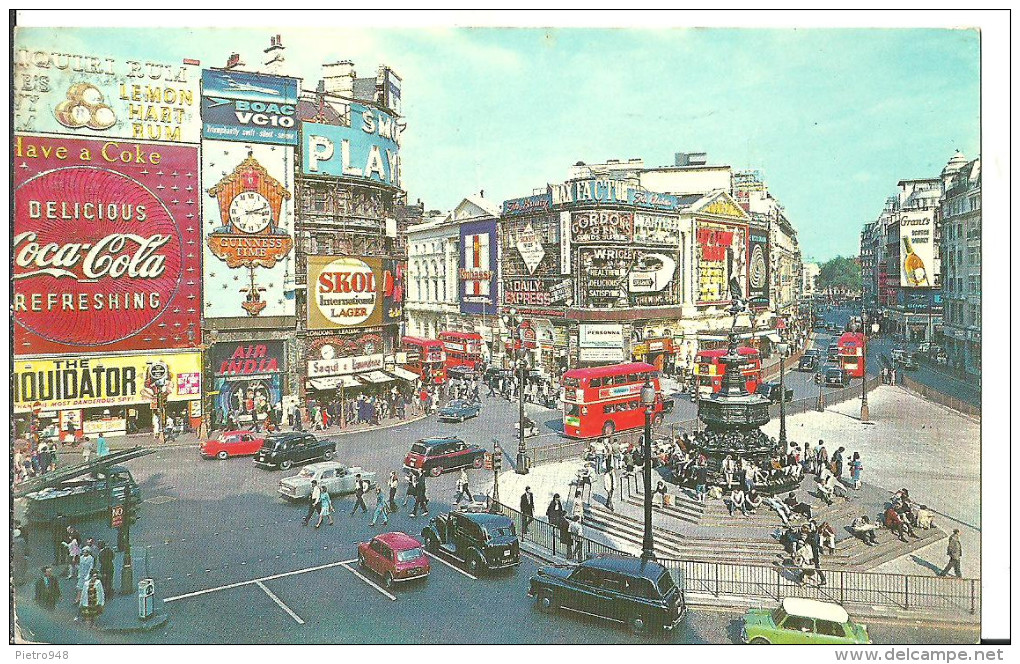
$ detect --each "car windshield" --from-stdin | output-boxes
[396,547,424,563]
[483,525,514,541]
[448,400,468,408]
[297,468,316,479]
[262,437,285,450]
[656,570,676,596]
[772,606,788,626]
[410,443,427,455]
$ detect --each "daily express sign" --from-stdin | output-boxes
[301,102,401,187]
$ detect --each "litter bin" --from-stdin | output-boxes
[137,579,154,620]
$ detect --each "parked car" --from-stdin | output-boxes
[827,344,840,362]
[404,436,485,477]
[797,355,818,372]
[529,554,687,635]
[23,466,141,524]
[253,432,335,470]
[200,430,265,460]
[756,381,793,403]
[898,355,919,370]
[823,367,849,387]
[741,597,871,644]
[278,461,377,501]
[437,399,482,423]
[357,532,430,588]
[803,348,822,358]
[421,508,520,574]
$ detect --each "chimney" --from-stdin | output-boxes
[224,53,245,70]
[480,189,485,198]
[322,60,356,97]
[263,33,285,75]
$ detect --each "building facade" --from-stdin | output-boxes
[938,152,981,375]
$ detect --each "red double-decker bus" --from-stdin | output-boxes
[692,347,762,399]
[438,331,484,372]
[401,337,447,385]
[836,332,865,378]
[561,362,666,439]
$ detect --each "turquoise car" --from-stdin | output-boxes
[741,597,871,645]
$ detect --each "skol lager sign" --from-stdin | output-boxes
[307,255,383,329]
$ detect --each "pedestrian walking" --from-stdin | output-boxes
[34,566,61,610]
[75,547,95,604]
[81,437,94,465]
[301,481,321,526]
[832,446,846,479]
[315,487,335,527]
[96,432,109,458]
[454,469,472,504]
[603,469,616,512]
[350,474,369,515]
[97,540,115,596]
[403,471,417,509]
[53,514,69,568]
[569,516,584,561]
[850,452,863,490]
[938,529,963,578]
[64,530,82,580]
[12,527,29,586]
[387,471,399,512]
[520,487,535,535]
[370,487,389,527]
[78,569,105,626]
[546,493,565,531]
[410,474,429,517]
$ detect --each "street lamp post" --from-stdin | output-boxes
[639,379,657,562]
[777,337,790,450]
[501,309,529,475]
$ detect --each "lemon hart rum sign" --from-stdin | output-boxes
[12,134,201,355]
[205,146,294,317]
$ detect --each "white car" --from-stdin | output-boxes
[278,461,377,501]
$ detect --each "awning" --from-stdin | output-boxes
[387,366,421,382]
[308,375,363,390]
[357,370,395,384]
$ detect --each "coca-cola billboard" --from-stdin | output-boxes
[13,134,200,354]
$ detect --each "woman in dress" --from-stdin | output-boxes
[315,486,335,527]
[850,452,864,490]
[79,569,105,626]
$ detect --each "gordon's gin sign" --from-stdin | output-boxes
[13,134,200,353]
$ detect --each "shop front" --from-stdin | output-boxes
[305,336,419,407]
[14,351,202,439]
[211,341,287,430]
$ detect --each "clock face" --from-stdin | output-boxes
[319,344,336,361]
[228,191,273,234]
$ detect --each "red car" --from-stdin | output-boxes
[200,430,265,460]
[357,532,431,588]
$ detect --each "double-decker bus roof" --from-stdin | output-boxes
[695,346,759,359]
[563,362,657,380]
[837,332,865,348]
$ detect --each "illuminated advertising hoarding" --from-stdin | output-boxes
[202,140,295,319]
[696,220,747,305]
[570,210,634,243]
[577,247,679,308]
[899,209,939,288]
[13,351,201,413]
[502,277,573,317]
[13,134,201,354]
[13,34,200,143]
[307,255,404,330]
[747,228,770,309]
[201,69,299,145]
[300,103,401,186]
[459,219,499,315]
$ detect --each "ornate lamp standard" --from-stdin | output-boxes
[500,309,529,475]
[860,313,881,422]
[777,335,790,450]
[639,378,657,562]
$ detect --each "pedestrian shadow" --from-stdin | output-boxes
[908,554,943,575]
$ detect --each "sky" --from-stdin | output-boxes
[13,21,980,263]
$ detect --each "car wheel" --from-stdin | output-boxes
[358,551,366,568]
[324,450,334,460]
[216,450,229,460]
[459,416,465,423]
[429,465,443,478]
[630,615,648,634]
[280,459,293,470]
[384,572,395,589]
[466,551,483,575]
[537,590,556,612]
[472,455,484,469]
[750,637,771,645]
[602,421,615,436]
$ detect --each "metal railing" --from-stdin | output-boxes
[494,502,979,616]
[900,374,981,419]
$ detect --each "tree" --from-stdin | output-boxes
[816,256,862,291]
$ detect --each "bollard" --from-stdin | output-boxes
[137,579,154,620]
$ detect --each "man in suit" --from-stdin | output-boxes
[97,540,116,595]
[520,487,535,535]
[301,480,321,526]
[938,529,963,578]
[34,566,61,609]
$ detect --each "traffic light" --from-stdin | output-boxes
[492,447,502,472]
